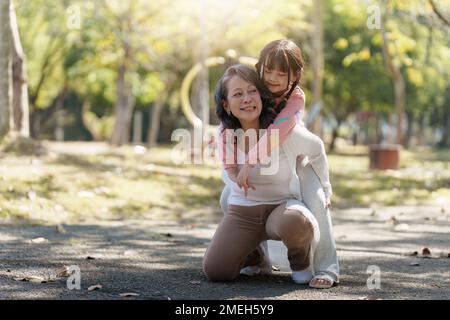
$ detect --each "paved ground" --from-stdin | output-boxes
[0,205,449,300]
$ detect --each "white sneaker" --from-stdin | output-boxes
[240,266,261,276]
[292,267,314,284]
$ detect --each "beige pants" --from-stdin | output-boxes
[203,202,314,282]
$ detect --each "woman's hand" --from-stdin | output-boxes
[237,164,256,197]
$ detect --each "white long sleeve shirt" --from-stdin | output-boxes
[222,124,332,203]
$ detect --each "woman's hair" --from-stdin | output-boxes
[215,64,276,131]
[255,39,304,114]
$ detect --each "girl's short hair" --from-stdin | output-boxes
[215,64,276,131]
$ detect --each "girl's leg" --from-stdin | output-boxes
[203,204,273,282]
[297,161,339,284]
[265,203,314,271]
[219,185,231,215]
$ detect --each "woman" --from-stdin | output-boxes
[203,65,336,286]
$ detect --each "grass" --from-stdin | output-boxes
[0,141,448,224]
[328,146,450,207]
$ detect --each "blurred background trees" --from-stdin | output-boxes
[0,0,448,150]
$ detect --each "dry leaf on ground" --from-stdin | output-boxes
[119,293,139,297]
[30,237,48,244]
[88,284,102,291]
[55,266,71,278]
[56,225,67,234]
[14,276,47,283]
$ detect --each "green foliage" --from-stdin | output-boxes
[11,0,449,144]
[0,143,448,224]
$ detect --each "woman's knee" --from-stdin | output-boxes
[203,256,238,282]
[278,210,314,242]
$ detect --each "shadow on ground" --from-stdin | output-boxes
[0,209,449,300]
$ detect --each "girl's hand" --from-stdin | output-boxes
[325,198,332,209]
[237,164,256,196]
[237,164,255,189]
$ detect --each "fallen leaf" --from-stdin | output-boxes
[56,224,67,234]
[119,293,140,297]
[30,237,48,244]
[387,216,398,225]
[56,266,71,278]
[357,296,383,300]
[88,284,102,291]
[123,250,138,256]
[27,190,37,201]
[394,223,410,231]
[134,145,147,155]
[14,276,47,283]
[422,247,431,256]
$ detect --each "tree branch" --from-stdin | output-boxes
[428,0,450,27]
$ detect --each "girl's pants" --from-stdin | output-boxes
[203,202,314,282]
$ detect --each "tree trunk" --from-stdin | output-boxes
[375,115,382,144]
[147,97,165,147]
[416,115,425,146]
[111,61,134,145]
[10,2,29,137]
[111,63,126,145]
[328,119,341,153]
[405,111,414,149]
[310,0,324,135]
[381,0,406,147]
[30,86,66,139]
[0,0,11,138]
[110,30,135,146]
[132,110,142,144]
[438,104,449,148]
[198,0,209,136]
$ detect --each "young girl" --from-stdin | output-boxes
[217,39,339,289]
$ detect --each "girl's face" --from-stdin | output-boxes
[263,65,296,94]
[223,75,262,123]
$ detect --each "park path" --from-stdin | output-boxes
[0,204,449,300]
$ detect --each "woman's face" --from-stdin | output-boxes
[223,75,262,123]
[262,64,296,94]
